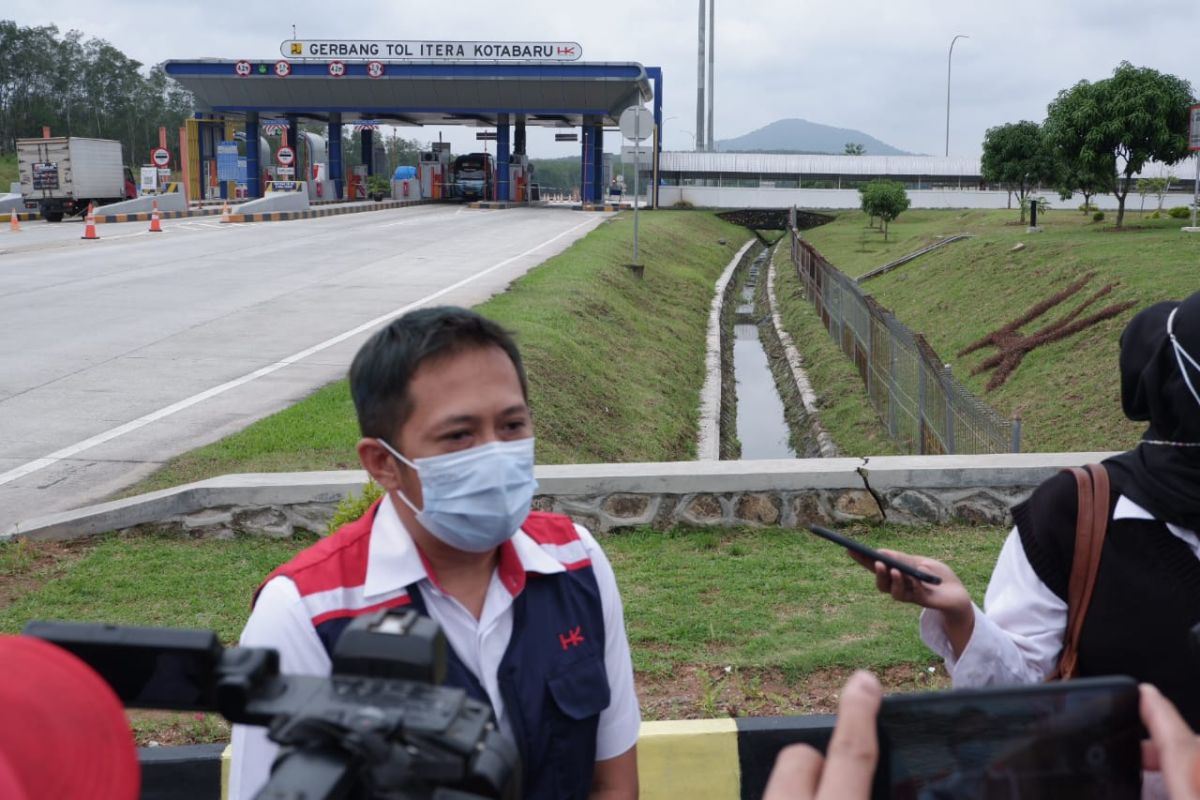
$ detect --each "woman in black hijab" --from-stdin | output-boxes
[851,290,1200,727]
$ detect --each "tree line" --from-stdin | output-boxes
[0,21,194,165]
[981,62,1196,227]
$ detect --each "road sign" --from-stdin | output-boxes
[234,60,252,77]
[276,147,296,167]
[366,60,385,79]
[621,145,652,166]
[1190,104,1200,151]
[327,60,346,78]
[150,147,171,168]
[619,106,655,141]
[475,131,497,141]
[555,133,579,142]
[274,60,292,77]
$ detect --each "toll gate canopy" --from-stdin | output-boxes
[163,58,663,204]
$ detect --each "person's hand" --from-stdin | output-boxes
[1140,683,1200,799]
[763,671,881,800]
[847,548,972,618]
[846,548,976,656]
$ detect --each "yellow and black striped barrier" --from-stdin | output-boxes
[224,199,429,224]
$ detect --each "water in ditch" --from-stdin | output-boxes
[733,251,795,459]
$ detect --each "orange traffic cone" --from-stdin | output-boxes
[149,200,162,233]
[219,201,231,224]
[81,204,99,240]
[9,212,20,232]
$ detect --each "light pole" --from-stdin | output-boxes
[945,34,968,157]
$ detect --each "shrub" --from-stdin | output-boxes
[1169,206,1192,219]
[1092,211,1105,222]
[672,200,695,209]
[327,480,384,534]
[1150,211,1161,219]
[1078,203,1099,213]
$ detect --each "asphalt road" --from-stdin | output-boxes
[0,204,608,533]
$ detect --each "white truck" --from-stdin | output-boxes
[17,137,135,222]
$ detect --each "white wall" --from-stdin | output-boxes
[658,185,1197,212]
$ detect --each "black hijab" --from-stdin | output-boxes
[1104,291,1200,531]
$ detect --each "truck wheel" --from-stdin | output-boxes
[41,211,64,223]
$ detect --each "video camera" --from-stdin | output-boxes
[24,609,520,800]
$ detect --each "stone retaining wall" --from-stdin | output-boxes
[4,453,1119,541]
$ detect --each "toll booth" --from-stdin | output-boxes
[509,154,529,202]
[419,145,452,200]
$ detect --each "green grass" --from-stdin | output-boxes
[0,154,16,189]
[125,211,750,494]
[799,209,1200,452]
[0,522,1005,675]
[769,242,902,457]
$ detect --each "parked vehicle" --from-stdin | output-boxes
[18,137,136,222]
[451,153,494,201]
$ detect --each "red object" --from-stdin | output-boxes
[0,635,139,800]
[234,60,252,77]
[328,60,346,78]
[81,203,99,240]
[366,60,385,79]
[402,180,410,197]
[124,177,137,199]
[274,60,291,77]
[151,147,170,168]
[276,146,295,167]
[149,200,163,233]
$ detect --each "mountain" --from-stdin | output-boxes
[715,118,915,156]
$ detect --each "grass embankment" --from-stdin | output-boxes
[769,242,902,457]
[796,209,1200,452]
[126,211,749,494]
[0,521,1005,737]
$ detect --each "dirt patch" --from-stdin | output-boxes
[0,538,94,609]
[637,663,951,721]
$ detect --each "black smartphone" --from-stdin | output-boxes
[807,524,943,585]
[873,676,1142,800]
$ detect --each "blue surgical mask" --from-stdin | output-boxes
[377,437,538,553]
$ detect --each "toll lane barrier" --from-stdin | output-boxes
[93,208,223,224]
[225,198,429,224]
[1,211,40,222]
[139,715,838,800]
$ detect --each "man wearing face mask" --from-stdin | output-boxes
[228,307,640,800]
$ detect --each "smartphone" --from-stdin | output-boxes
[807,524,942,585]
[873,676,1141,800]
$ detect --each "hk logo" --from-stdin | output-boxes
[559,626,585,650]
[557,46,576,55]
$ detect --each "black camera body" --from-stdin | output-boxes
[25,609,520,800]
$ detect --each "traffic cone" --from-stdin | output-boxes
[81,204,99,240]
[149,200,162,233]
[219,201,231,224]
[8,212,19,232]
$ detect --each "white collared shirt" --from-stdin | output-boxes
[920,495,1200,685]
[228,496,640,800]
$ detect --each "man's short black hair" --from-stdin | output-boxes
[350,306,528,440]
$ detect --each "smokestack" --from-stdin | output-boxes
[696,0,706,151]
[707,0,714,151]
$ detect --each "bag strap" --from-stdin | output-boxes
[1054,463,1110,680]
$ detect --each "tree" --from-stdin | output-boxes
[980,121,1058,224]
[844,142,865,156]
[860,179,910,241]
[1137,176,1171,214]
[1045,62,1195,227]
[1055,156,1111,214]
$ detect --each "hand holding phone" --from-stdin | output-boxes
[807,526,942,585]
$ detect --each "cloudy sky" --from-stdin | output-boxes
[9,0,1199,158]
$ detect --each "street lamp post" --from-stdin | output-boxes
[945,34,968,157]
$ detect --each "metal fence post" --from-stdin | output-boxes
[887,328,898,437]
[917,362,927,455]
[943,363,956,454]
[1011,412,1022,453]
[865,317,874,401]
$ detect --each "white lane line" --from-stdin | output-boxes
[0,217,597,488]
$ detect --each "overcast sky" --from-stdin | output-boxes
[9,0,1199,159]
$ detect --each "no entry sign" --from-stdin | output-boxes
[276,147,296,167]
[150,147,171,168]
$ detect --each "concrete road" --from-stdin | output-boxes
[0,205,608,533]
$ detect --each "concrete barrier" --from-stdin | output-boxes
[236,186,311,215]
[96,191,188,215]
[3,452,1122,541]
[0,192,24,213]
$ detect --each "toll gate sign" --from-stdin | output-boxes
[151,147,171,168]
[281,39,583,62]
[276,147,296,167]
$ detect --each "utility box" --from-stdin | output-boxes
[18,137,132,221]
[418,148,452,200]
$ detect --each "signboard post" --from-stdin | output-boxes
[1188,104,1200,232]
[619,105,655,270]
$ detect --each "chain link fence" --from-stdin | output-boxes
[790,229,1021,455]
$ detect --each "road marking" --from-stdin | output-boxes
[0,217,598,488]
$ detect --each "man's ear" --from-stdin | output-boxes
[357,438,405,492]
